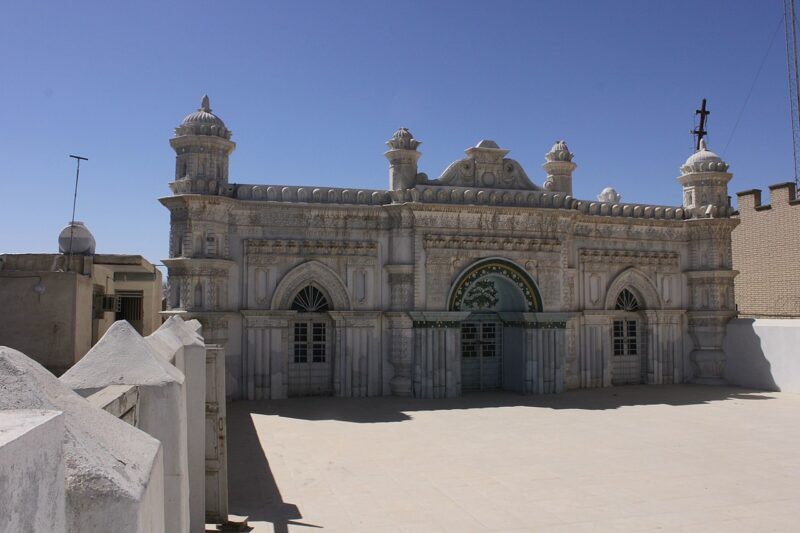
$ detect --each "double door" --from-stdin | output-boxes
[461,321,503,391]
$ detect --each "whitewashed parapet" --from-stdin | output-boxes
[230,182,720,221]
[86,384,139,426]
[61,321,188,533]
[0,346,165,533]
[235,183,392,205]
[147,316,207,533]
[0,410,66,533]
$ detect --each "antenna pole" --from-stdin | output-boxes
[67,155,88,272]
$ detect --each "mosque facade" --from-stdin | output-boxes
[161,97,738,400]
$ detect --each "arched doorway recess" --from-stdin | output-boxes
[287,284,333,396]
[448,258,543,392]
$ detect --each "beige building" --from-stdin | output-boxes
[733,182,800,317]
[162,97,740,400]
[0,248,163,375]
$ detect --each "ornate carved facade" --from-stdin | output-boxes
[162,97,738,399]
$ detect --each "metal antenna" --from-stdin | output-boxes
[691,98,710,151]
[67,155,88,271]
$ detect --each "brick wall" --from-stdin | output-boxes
[732,182,800,317]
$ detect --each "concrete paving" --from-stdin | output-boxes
[225,385,800,532]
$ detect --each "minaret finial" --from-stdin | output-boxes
[200,95,210,112]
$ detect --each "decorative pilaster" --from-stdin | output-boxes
[409,312,470,399]
[385,313,413,396]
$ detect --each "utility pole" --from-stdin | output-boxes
[691,98,710,151]
[66,154,88,271]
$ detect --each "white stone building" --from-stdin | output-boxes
[161,97,738,400]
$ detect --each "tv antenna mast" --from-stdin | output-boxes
[66,154,88,271]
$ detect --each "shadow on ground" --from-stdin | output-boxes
[225,384,774,532]
[235,384,774,424]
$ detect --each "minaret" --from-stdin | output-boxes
[169,95,236,195]
[384,127,422,190]
[677,139,732,217]
[543,140,576,195]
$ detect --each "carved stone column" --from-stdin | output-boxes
[686,270,737,384]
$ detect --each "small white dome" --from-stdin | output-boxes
[597,187,621,203]
[681,139,729,174]
[58,221,96,255]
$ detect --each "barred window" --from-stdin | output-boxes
[293,321,327,363]
[613,320,638,356]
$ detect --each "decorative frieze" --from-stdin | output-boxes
[423,234,560,252]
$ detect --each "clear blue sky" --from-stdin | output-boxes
[1,1,793,268]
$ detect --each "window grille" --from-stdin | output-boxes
[291,285,330,312]
[615,289,641,311]
[613,319,638,356]
[293,321,327,363]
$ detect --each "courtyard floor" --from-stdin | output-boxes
[224,385,800,532]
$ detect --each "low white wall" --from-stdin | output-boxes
[149,316,207,533]
[0,410,66,533]
[60,321,188,533]
[1,346,165,533]
[724,318,800,392]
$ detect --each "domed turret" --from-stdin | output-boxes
[680,139,729,174]
[175,95,232,139]
[543,140,577,195]
[385,127,422,190]
[169,95,236,196]
[58,221,96,255]
[677,139,732,216]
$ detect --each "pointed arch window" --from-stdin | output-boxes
[615,289,641,312]
[291,285,330,313]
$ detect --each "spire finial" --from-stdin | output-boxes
[699,138,708,151]
[200,95,211,112]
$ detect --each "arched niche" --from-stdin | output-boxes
[603,267,662,311]
[447,257,542,312]
[271,260,351,311]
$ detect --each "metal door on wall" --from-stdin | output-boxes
[461,321,503,391]
[288,319,333,396]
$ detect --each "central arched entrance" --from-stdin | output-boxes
[448,258,542,392]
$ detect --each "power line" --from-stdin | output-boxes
[722,14,784,157]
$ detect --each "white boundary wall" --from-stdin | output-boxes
[724,318,800,392]
[0,410,66,533]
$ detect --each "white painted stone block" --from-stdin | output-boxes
[0,409,66,533]
[60,321,188,533]
[0,346,165,533]
[148,316,207,533]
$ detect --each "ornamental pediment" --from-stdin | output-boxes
[425,140,538,191]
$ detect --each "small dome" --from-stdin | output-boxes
[386,127,421,150]
[546,140,573,162]
[681,139,729,173]
[175,95,232,140]
[58,221,96,255]
[597,187,621,203]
